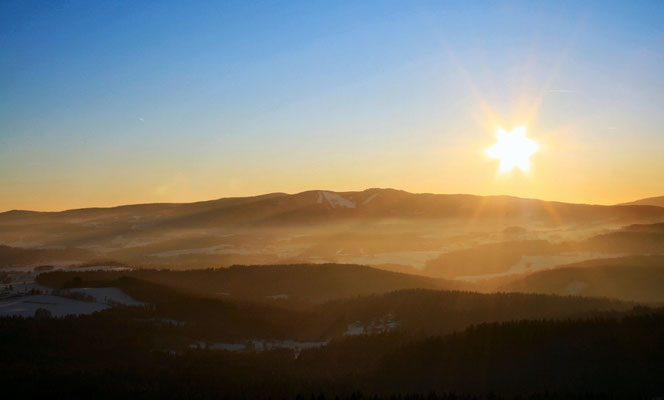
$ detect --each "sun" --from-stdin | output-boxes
[486,127,539,173]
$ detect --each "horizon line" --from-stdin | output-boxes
[1,188,660,214]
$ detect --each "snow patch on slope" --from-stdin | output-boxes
[189,339,327,353]
[344,314,399,336]
[70,287,144,306]
[0,295,109,318]
[321,191,356,209]
[362,193,378,205]
[563,280,589,295]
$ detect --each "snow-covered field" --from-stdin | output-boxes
[0,294,109,318]
[189,339,328,353]
[266,293,289,300]
[344,315,399,336]
[70,287,144,306]
[0,271,143,317]
[68,265,132,272]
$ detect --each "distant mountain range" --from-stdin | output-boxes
[2,189,664,272]
[3,188,664,227]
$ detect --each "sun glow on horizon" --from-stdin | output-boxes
[486,127,539,173]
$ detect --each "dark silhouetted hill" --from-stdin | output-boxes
[37,264,471,307]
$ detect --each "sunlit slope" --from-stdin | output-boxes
[422,222,664,280]
[501,255,664,303]
[424,240,563,279]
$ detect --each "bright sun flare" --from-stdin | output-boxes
[486,127,539,173]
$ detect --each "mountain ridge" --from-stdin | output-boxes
[3,188,664,221]
[3,188,664,270]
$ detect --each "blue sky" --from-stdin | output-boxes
[1,1,663,210]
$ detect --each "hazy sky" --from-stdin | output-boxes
[2,1,663,211]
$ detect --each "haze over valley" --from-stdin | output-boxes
[3,189,663,302]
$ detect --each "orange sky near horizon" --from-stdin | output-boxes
[3,95,663,212]
[3,125,663,212]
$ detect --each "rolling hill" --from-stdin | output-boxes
[35,269,632,339]
[4,189,664,230]
[501,255,664,303]
[3,189,664,269]
[36,263,471,307]
[619,195,664,207]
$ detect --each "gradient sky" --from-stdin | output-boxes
[1,0,663,211]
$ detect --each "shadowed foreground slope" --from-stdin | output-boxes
[1,307,661,398]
